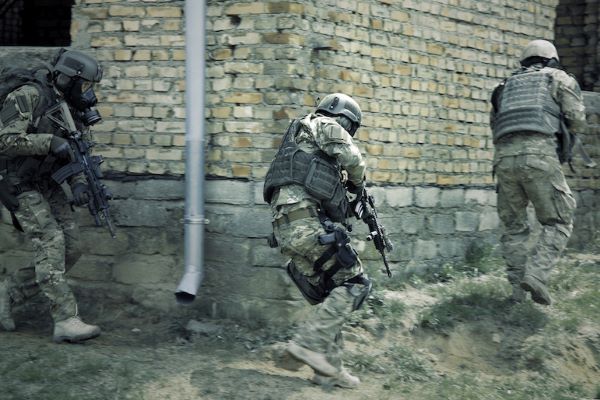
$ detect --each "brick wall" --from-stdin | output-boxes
[0,0,599,325]
[555,0,599,91]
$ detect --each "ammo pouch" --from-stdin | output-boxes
[263,119,349,222]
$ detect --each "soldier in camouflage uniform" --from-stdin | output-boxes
[264,93,370,388]
[490,40,586,305]
[0,49,102,342]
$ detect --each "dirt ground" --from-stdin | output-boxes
[1,251,599,400]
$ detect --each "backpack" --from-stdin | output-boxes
[0,66,54,119]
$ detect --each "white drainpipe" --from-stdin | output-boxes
[175,0,206,304]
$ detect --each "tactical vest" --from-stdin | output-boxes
[492,69,561,143]
[263,118,349,222]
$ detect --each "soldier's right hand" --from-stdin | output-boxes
[49,136,75,162]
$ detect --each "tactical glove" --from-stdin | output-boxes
[71,182,89,207]
[49,136,74,162]
[346,179,365,195]
[351,198,365,219]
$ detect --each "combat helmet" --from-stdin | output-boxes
[52,48,103,125]
[520,40,559,63]
[316,93,362,136]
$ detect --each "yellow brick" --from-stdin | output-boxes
[225,3,267,15]
[340,70,360,82]
[371,171,391,182]
[109,6,145,17]
[402,148,421,158]
[114,49,132,61]
[212,49,232,60]
[146,6,182,18]
[232,164,251,177]
[394,65,412,75]
[173,135,185,147]
[391,11,409,22]
[371,19,383,30]
[366,144,383,156]
[133,50,151,61]
[268,2,305,13]
[81,8,108,19]
[91,37,121,47]
[152,50,170,61]
[427,43,445,55]
[232,137,252,148]
[223,92,263,104]
[212,107,232,118]
[263,33,304,45]
[436,175,457,185]
[172,50,185,61]
[377,159,396,169]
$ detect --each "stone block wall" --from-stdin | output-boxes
[0,0,599,325]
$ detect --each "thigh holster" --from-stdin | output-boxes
[286,261,332,305]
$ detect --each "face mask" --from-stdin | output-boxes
[64,79,102,125]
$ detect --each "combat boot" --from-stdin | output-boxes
[312,368,361,389]
[53,316,101,343]
[520,274,552,305]
[0,279,15,331]
[286,341,338,377]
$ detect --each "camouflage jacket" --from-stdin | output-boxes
[490,64,587,160]
[270,113,366,217]
[0,84,85,186]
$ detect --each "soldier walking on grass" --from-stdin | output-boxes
[263,93,372,388]
[0,49,103,342]
[490,40,587,305]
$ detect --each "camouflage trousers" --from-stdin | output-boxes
[6,188,81,322]
[495,154,576,285]
[273,212,363,369]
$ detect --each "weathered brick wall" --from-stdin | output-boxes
[555,0,587,87]
[555,0,599,91]
[1,0,599,325]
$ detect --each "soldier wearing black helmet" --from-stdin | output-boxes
[490,40,586,305]
[264,93,370,388]
[0,49,103,342]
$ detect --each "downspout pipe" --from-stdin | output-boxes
[175,0,206,304]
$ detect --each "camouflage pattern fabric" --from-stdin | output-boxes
[1,84,84,323]
[495,154,575,285]
[0,85,53,157]
[6,188,81,322]
[270,112,367,370]
[491,64,584,287]
[273,216,362,369]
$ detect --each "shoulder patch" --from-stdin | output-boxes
[318,118,351,145]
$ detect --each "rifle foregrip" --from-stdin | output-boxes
[51,162,84,184]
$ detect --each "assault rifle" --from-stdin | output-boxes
[358,189,394,277]
[557,118,596,172]
[46,101,116,238]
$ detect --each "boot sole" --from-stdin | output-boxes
[53,331,101,344]
[312,374,360,389]
[520,281,551,305]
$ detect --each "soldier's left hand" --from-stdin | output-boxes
[71,183,90,206]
